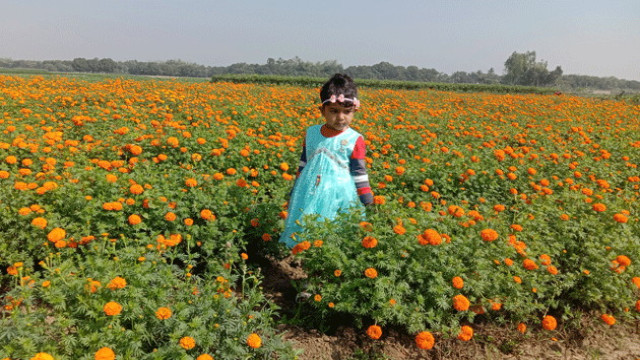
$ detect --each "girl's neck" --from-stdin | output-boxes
[321,124,348,137]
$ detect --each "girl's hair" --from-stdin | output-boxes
[320,73,358,106]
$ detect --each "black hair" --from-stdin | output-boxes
[320,73,358,105]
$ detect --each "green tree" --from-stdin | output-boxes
[502,51,562,86]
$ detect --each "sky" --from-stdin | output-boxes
[1,0,639,81]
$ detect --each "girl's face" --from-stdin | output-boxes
[321,103,356,132]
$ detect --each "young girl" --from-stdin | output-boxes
[279,74,373,248]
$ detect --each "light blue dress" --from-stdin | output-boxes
[279,125,363,248]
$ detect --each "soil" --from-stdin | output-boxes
[260,256,640,360]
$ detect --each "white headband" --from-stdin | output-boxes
[322,94,360,109]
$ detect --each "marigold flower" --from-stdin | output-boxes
[393,224,406,235]
[415,331,435,349]
[200,209,216,221]
[247,333,262,348]
[453,294,470,311]
[47,227,66,242]
[452,276,464,289]
[542,315,557,330]
[31,217,48,229]
[364,267,378,279]
[197,355,214,360]
[592,203,606,212]
[517,323,527,334]
[613,213,628,223]
[94,347,115,360]
[600,314,616,326]
[457,325,473,341]
[129,184,144,195]
[546,265,559,275]
[418,229,442,246]
[30,353,55,360]
[128,214,142,225]
[373,195,386,205]
[366,325,382,339]
[523,259,538,270]
[107,276,127,290]
[480,228,499,242]
[179,336,196,350]
[103,301,122,316]
[616,255,631,267]
[635,300,640,312]
[632,277,640,289]
[185,178,198,187]
[291,241,311,255]
[334,269,342,277]
[361,236,378,248]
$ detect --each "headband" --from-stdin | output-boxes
[322,94,360,109]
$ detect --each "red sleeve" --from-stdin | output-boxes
[351,136,366,159]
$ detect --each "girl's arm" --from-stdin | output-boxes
[350,136,373,205]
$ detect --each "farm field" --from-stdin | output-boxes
[0,74,639,359]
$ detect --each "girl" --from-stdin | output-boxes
[279,74,373,248]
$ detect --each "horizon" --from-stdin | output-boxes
[1,1,639,81]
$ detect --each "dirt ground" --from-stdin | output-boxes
[261,256,640,360]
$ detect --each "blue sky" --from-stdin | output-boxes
[1,0,639,80]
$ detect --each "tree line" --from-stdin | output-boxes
[1,52,638,92]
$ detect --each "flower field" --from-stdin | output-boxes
[1,74,639,359]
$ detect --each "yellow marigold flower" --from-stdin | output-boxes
[94,347,115,360]
[247,333,262,348]
[179,336,196,350]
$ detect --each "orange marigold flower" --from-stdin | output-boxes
[185,178,198,187]
[197,355,214,360]
[616,255,631,267]
[30,353,55,360]
[523,258,538,270]
[457,325,473,341]
[364,267,378,279]
[415,331,435,349]
[592,203,606,212]
[373,195,386,205]
[200,209,216,221]
[418,229,442,246]
[164,212,177,221]
[291,240,311,255]
[613,213,628,223]
[547,265,559,275]
[334,269,342,277]
[453,294,470,311]
[103,301,122,316]
[632,277,640,289]
[247,333,262,348]
[542,315,557,330]
[480,228,499,242]
[366,325,383,340]
[155,307,172,320]
[94,347,115,360]
[47,227,66,242]
[128,214,142,225]
[107,276,127,290]
[513,276,522,284]
[393,224,406,235]
[179,336,196,350]
[600,314,616,326]
[129,184,144,195]
[31,217,48,229]
[452,276,464,289]
[635,300,640,312]
[517,323,527,334]
[362,236,378,248]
